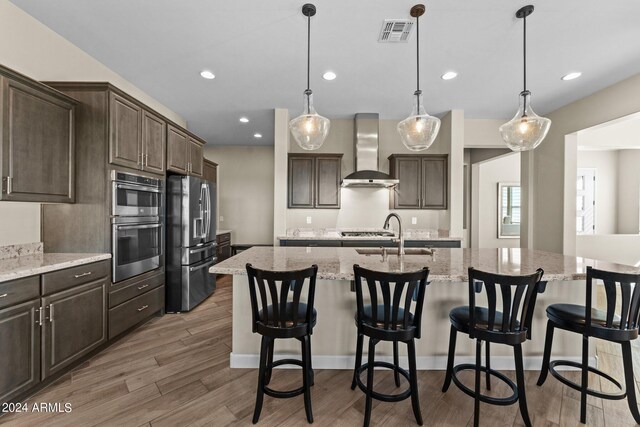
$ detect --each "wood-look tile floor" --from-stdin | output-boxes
[2,275,640,426]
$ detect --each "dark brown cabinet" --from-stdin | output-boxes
[216,232,231,263]
[167,125,205,177]
[0,65,76,203]
[288,154,342,209]
[109,92,166,176]
[389,154,448,210]
[203,159,217,183]
[41,279,107,379]
[0,299,41,404]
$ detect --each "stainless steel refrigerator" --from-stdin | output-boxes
[166,175,217,312]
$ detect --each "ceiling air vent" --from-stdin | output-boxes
[378,20,414,43]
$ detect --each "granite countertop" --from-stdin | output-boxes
[278,228,462,242]
[0,253,112,283]
[216,230,232,236]
[210,246,640,282]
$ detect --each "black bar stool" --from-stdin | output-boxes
[246,263,318,424]
[351,264,430,427]
[537,266,640,424]
[442,267,545,427]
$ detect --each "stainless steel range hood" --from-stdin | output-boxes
[341,113,399,188]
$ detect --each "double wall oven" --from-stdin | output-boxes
[111,171,163,283]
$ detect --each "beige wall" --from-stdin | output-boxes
[464,119,508,148]
[524,72,640,254]
[617,149,640,234]
[576,150,619,234]
[204,146,275,245]
[0,0,185,247]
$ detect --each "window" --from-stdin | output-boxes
[576,168,596,235]
[498,183,520,238]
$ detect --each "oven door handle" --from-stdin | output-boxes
[189,258,217,272]
[116,223,162,231]
[115,183,162,193]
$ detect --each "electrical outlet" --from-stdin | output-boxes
[220,216,224,222]
[412,217,417,225]
[306,216,312,224]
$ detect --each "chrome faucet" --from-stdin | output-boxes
[383,213,404,255]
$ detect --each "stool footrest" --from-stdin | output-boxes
[264,385,305,399]
[355,361,412,402]
[451,363,518,406]
[548,360,625,400]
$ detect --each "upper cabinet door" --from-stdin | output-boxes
[288,156,314,208]
[167,124,189,174]
[315,156,341,208]
[422,157,448,209]
[1,76,75,203]
[188,138,204,177]
[203,160,217,184]
[390,157,421,209]
[109,92,142,170]
[142,110,166,175]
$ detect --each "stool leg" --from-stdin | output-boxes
[485,341,491,391]
[364,338,376,427]
[265,337,274,385]
[580,335,589,424]
[252,336,270,424]
[308,336,314,387]
[514,343,532,427]
[393,340,401,387]
[621,341,640,424]
[473,339,481,427]
[408,339,423,425]
[301,335,314,423]
[442,325,457,392]
[351,332,364,390]
[537,320,555,386]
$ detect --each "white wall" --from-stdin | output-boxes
[576,150,618,234]
[471,153,520,248]
[617,149,640,234]
[464,119,508,148]
[0,0,185,247]
[204,146,274,245]
[576,235,640,267]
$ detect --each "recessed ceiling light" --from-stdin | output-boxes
[322,71,337,81]
[239,117,249,123]
[254,133,262,139]
[200,70,215,80]
[561,72,582,81]
[441,71,458,80]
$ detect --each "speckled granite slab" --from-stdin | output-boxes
[278,228,461,241]
[210,246,640,281]
[0,253,112,283]
[0,242,43,260]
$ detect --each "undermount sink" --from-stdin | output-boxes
[355,247,435,256]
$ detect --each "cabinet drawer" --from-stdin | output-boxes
[109,271,163,308]
[216,232,231,244]
[109,285,164,339]
[42,260,110,295]
[0,276,40,309]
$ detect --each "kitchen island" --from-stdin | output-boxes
[211,246,639,370]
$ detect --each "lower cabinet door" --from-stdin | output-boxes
[0,299,41,403]
[41,280,107,379]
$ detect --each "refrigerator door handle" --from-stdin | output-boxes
[205,184,212,238]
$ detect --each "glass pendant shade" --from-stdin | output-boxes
[289,91,330,150]
[499,90,551,152]
[397,91,441,151]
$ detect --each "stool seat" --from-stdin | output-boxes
[358,304,414,328]
[259,302,318,327]
[546,303,621,328]
[449,306,519,333]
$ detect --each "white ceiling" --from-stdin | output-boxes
[10,0,640,146]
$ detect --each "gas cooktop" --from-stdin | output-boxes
[340,231,395,237]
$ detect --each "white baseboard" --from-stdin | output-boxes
[230,352,597,371]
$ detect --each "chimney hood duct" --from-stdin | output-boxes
[341,113,399,188]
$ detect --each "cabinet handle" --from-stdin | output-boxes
[2,176,12,194]
[0,293,8,298]
[137,304,149,312]
[145,154,149,167]
[74,271,92,279]
[137,284,149,290]
[137,153,142,166]
[48,304,54,322]
[36,307,44,326]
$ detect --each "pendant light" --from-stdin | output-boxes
[499,5,551,152]
[397,4,440,151]
[289,3,330,151]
